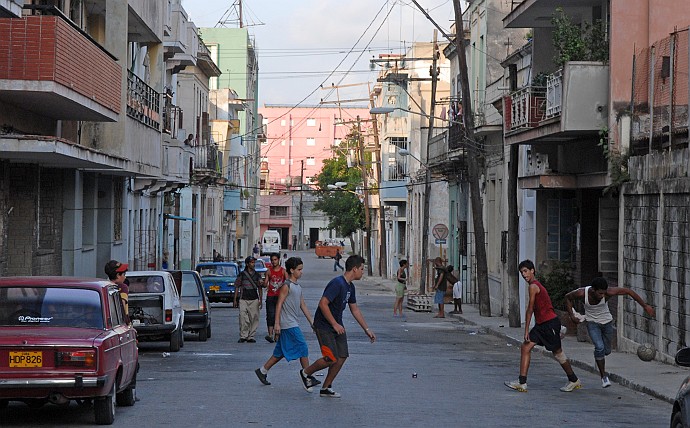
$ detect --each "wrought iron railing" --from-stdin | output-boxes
[127,70,161,130]
[546,69,563,119]
[508,86,546,130]
[193,144,222,173]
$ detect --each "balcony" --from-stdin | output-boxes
[127,70,161,130]
[0,15,120,121]
[192,144,223,184]
[428,131,467,178]
[504,62,609,145]
[197,39,221,77]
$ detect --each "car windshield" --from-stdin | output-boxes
[128,275,166,293]
[180,272,200,297]
[0,287,104,329]
[255,260,266,269]
[198,265,237,277]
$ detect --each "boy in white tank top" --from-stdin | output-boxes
[565,277,655,388]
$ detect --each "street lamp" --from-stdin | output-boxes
[398,148,424,165]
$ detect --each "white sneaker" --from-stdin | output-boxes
[560,379,582,392]
[602,376,611,388]
[504,379,527,392]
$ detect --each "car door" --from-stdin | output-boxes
[108,289,137,384]
[166,273,184,329]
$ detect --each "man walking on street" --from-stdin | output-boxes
[234,256,263,343]
[505,259,581,393]
[300,255,376,398]
[565,277,655,388]
[333,248,344,271]
[264,253,287,343]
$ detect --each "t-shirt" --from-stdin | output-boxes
[313,276,356,330]
[435,268,448,292]
[531,279,557,324]
[452,281,462,299]
[266,266,286,298]
[238,269,261,300]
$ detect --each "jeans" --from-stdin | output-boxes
[334,260,343,271]
[586,320,614,360]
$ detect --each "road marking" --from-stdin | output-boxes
[192,353,235,357]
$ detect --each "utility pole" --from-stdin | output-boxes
[452,0,491,316]
[420,30,439,294]
[357,116,373,276]
[370,93,388,278]
[298,159,305,251]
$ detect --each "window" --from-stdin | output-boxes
[334,138,341,147]
[306,157,315,166]
[307,118,316,127]
[262,118,268,125]
[280,120,286,126]
[280,159,285,165]
[547,198,576,261]
[306,138,316,146]
[387,137,408,181]
[114,180,123,241]
[281,140,286,146]
[269,206,288,217]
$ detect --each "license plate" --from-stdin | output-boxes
[9,351,42,368]
[210,286,220,291]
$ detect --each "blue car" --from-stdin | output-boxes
[195,262,239,305]
[254,258,268,281]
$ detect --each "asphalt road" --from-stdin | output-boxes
[0,251,673,427]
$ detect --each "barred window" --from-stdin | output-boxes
[269,206,288,217]
[114,180,123,241]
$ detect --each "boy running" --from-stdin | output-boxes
[254,257,321,390]
[505,259,581,393]
[264,253,288,343]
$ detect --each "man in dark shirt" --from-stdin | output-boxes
[234,256,263,343]
[299,255,376,398]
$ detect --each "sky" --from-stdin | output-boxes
[181,0,463,108]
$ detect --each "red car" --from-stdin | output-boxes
[0,277,138,425]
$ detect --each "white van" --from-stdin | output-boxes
[262,230,281,255]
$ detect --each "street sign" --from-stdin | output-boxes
[435,239,446,245]
[432,223,449,240]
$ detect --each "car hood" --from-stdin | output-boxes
[0,327,107,346]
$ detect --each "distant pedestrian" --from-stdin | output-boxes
[253,242,261,258]
[394,260,408,319]
[451,273,462,314]
[505,259,581,393]
[565,277,655,388]
[300,255,376,398]
[213,249,223,262]
[264,253,288,343]
[431,257,448,318]
[234,256,263,343]
[333,248,344,271]
[254,257,321,390]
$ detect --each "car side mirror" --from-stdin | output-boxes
[676,348,690,366]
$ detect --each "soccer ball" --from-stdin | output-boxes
[637,343,656,362]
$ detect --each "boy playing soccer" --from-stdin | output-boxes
[254,257,321,391]
[505,259,581,393]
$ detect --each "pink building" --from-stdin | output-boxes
[258,105,370,249]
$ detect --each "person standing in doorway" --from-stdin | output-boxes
[234,256,263,343]
[565,277,655,388]
[333,248,344,272]
[299,255,376,398]
[394,260,408,319]
[264,253,288,343]
[505,259,581,393]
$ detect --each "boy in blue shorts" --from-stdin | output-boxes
[254,257,321,391]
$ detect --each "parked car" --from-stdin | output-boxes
[196,262,239,304]
[127,271,184,352]
[672,347,690,427]
[0,277,138,425]
[254,258,268,281]
[169,270,211,341]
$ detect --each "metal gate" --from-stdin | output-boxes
[134,229,157,271]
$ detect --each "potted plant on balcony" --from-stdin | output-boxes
[552,7,609,67]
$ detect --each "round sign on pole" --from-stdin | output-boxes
[432,223,449,240]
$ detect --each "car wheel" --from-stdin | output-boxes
[199,325,208,341]
[94,382,116,425]
[671,411,683,428]
[170,328,181,352]
[179,327,185,348]
[116,370,137,407]
[206,324,212,339]
[0,399,8,409]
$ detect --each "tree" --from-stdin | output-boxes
[313,153,365,243]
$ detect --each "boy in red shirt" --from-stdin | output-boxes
[264,253,288,343]
[505,259,581,393]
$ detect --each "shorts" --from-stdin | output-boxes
[315,327,349,361]
[434,289,445,304]
[395,282,406,298]
[528,317,563,352]
[272,327,309,362]
[265,295,278,327]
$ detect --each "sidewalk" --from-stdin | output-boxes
[361,275,684,404]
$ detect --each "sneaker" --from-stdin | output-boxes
[320,387,341,398]
[255,368,270,385]
[237,338,246,343]
[560,379,582,392]
[601,376,611,388]
[265,335,274,343]
[504,380,527,392]
[308,375,321,387]
[299,369,316,392]
[247,338,256,343]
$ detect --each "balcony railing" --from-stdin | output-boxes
[127,70,161,130]
[193,144,222,174]
[546,69,563,119]
[506,86,546,132]
[162,93,182,138]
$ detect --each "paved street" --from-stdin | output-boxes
[0,251,673,427]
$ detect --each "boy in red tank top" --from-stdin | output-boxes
[505,259,581,393]
[264,253,288,343]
